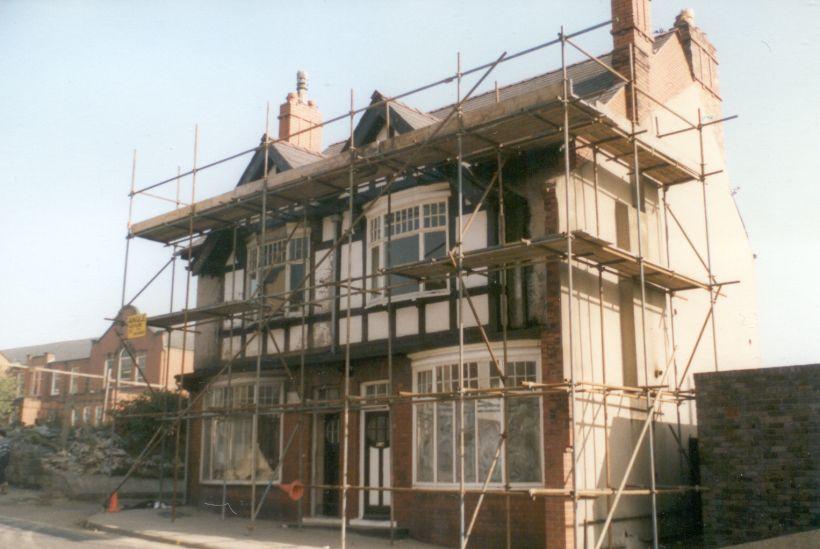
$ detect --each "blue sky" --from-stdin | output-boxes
[1,1,818,366]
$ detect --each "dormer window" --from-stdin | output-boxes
[367,184,449,302]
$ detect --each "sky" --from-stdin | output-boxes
[0,1,818,366]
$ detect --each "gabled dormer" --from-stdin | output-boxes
[341,91,439,152]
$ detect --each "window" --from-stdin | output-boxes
[201,377,284,484]
[116,350,146,382]
[119,350,132,381]
[69,409,77,426]
[412,349,542,486]
[69,367,79,394]
[105,357,115,383]
[82,407,92,424]
[95,406,103,426]
[15,374,24,398]
[247,228,309,313]
[367,189,449,300]
[50,371,61,396]
[30,371,42,396]
[362,380,390,403]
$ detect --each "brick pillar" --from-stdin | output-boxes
[541,175,575,548]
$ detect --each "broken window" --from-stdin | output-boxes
[247,227,309,315]
[413,356,542,485]
[201,377,283,484]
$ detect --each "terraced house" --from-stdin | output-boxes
[131,2,760,547]
[1,307,192,428]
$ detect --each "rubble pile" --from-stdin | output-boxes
[6,425,167,486]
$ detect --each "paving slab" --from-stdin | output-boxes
[86,506,440,549]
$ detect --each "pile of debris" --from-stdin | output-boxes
[6,425,167,487]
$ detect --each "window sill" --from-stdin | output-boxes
[199,478,281,486]
[366,289,449,309]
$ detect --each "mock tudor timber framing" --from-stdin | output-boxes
[110,14,735,549]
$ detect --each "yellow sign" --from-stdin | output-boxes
[126,314,147,339]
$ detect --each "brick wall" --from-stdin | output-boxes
[695,364,819,547]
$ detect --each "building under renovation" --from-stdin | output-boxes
[123,1,759,547]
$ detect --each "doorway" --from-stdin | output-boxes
[362,409,391,519]
[313,412,340,517]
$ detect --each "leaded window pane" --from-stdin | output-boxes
[416,402,434,482]
[436,403,454,483]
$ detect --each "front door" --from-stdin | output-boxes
[321,413,340,516]
[363,410,391,519]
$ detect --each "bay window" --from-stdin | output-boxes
[247,229,309,313]
[368,187,449,300]
[412,346,542,486]
[201,377,283,483]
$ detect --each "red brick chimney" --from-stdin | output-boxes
[278,71,323,153]
[611,0,653,123]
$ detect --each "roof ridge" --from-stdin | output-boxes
[429,52,611,117]
[272,139,325,158]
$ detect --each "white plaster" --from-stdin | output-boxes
[425,301,450,333]
[367,311,389,340]
[395,306,419,337]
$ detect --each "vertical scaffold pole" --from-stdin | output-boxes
[173,124,198,522]
[107,149,137,511]
[385,96,397,545]
[340,89,355,549]
[697,109,719,373]
[250,104,271,529]
[628,44,659,549]
[455,51,467,549]
[221,225,238,519]
[560,27,580,549]
[498,148,512,549]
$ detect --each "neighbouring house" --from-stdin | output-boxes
[1,306,193,428]
[129,2,760,547]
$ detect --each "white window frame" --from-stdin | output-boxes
[69,408,77,426]
[50,371,61,396]
[409,341,544,489]
[246,225,310,317]
[199,374,285,485]
[69,366,79,394]
[365,183,450,306]
[30,371,42,396]
[82,406,92,424]
[94,406,103,426]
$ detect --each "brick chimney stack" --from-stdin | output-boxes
[278,70,323,153]
[674,9,721,98]
[611,0,653,123]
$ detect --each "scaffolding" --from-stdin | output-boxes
[106,17,734,549]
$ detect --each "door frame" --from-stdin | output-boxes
[358,380,391,520]
[310,411,342,518]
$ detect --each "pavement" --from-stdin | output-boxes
[0,487,172,547]
[0,486,438,548]
[85,506,440,549]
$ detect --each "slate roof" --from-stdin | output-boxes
[0,339,94,364]
[322,53,621,156]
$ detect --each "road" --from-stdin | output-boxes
[0,513,174,547]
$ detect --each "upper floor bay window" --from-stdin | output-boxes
[367,184,449,301]
[247,228,309,314]
[201,376,283,484]
[411,343,543,486]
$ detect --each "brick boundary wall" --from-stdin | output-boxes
[695,364,819,547]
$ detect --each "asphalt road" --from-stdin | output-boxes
[0,513,174,548]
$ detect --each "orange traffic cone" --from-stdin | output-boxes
[107,492,121,513]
